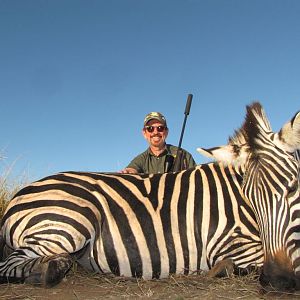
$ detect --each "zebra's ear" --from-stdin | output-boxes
[197,145,235,164]
[277,111,300,152]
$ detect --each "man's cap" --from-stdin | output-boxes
[144,112,167,126]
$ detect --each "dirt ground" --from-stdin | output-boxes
[1,267,300,300]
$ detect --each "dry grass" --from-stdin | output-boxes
[0,157,28,217]
[0,179,17,217]
[1,266,300,300]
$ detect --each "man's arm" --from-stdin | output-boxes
[172,147,196,171]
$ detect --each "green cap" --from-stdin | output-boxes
[144,112,167,126]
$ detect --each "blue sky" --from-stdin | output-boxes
[1,0,300,181]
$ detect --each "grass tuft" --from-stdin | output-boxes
[0,156,28,218]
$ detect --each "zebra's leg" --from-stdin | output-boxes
[0,237,14,261]
[207,259,260,278]
[0,236,5,261]
[233,265,261,276]
[0,249,73,287]
[207,259,234,278]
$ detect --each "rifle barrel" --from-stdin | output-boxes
[178,94,193,149]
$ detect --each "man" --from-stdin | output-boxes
[121,112,196,174]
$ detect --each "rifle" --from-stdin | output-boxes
[170,94,193,172]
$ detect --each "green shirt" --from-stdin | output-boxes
[127,144,196,174]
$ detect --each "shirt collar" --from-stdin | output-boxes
[147,144,172,157]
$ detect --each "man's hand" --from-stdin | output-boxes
[119,168,138,174]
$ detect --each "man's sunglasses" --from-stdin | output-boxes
[144,126,167,133]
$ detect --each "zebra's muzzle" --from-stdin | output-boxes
[259,252,300,292]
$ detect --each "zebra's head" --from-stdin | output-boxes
[198,102,300,291]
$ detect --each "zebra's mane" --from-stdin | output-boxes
[229,102,272,153]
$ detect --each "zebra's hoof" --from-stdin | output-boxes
[25,253,73,288]
[44,254,73,288]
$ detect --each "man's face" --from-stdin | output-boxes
[143,119,168,149]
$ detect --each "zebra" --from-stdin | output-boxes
[0,102,299,291]
[198,104,300,291]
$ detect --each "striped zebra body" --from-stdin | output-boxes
[1,102,300,291]
[0,165,262,283]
